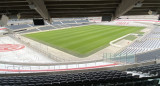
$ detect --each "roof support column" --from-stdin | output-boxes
[26,0,52,23]
[113,0,144,20]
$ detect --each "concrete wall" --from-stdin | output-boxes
[0,59,158,77]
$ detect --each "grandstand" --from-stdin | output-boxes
[6,17,91,34]
[7,24,31,30]
[0,0,160,86]
[119,27,160,55]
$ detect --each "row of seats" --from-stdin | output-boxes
[104,79,159,86]
[136,48,160,63]
[7,24,30,30]
[52,19,89,25]
[52,18,88,21]
[127,63,160,77]
[119,27,160,63]
[0,70,140,86]
[20,23,88,34]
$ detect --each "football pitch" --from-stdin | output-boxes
[25,25,144,57]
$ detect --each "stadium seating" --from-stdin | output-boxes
[76,20,89,23]
[20,29,39,33]
[60,24,70,28]
[119,27,160,55]
[127,63,160,77]
[136,49,160,63]
[0,69,159,86]
[67,24,86,27]
[52,22,62,25]
[59,18,74,21]
[61,21,76,24]
[28,24,34,27]
[19,23,89,34]
[67,24,79,26]
[52,25,63,28]
[0,70,140,86]
[38,26,56,31]
[7,24,31,30]
[8,17,90,34]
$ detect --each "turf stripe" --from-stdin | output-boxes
[54,26,118,45]
[63,26,124,48]
[74,27,137,53]
[43,25,114,41]
[27,25,112,40]
[71,27,133,53]
[25,25,144,56]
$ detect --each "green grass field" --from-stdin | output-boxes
[25,25,144,57]
[124,35,137,41]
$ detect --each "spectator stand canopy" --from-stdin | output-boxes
[0,0,159,22]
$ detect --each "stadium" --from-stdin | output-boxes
[0,0,160,86]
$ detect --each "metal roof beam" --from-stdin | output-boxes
[114,0,144,19]
[26,0,51,22]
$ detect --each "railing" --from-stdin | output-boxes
[10,31,160,65]
[8,23,100,62]
[3,25,160,74]
[10,34,68,62]
[7,33,103,63]
[114,25,155,55]
[0,59,115,74]
[104,53,137,64]
[104,48,160,65]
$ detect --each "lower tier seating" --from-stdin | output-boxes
[0,69,159,86]
[127,63,160,77]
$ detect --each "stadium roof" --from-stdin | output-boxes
[0,0,160,21]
